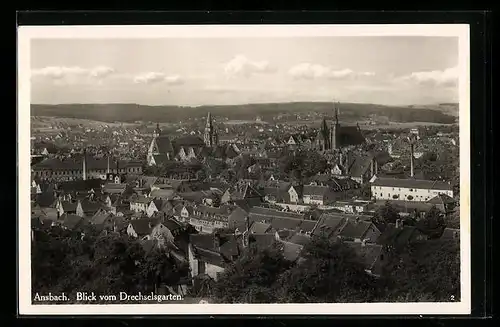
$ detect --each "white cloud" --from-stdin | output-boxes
[398,66,458,87]
[89,66,115,78]
[31,65,116,86]
[133,72,184,85]
[224,55,274,77]
[288,63,375,80]
[32,66,88,79]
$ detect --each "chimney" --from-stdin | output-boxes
[395,219,401,229]
[82,150,87,181]
[213,232,221,250]
[375,159,378,174]
[410,143,415,178]
[107,155,110,174]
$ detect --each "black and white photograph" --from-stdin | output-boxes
[18,24,470,315]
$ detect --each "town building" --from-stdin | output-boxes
[203,112,219,148]
[314,102,365,151]
[146,125,207,165]
[370,176,453,202]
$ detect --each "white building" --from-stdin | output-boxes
[370,176,453,202]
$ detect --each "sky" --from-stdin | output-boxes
[30,37,459,106]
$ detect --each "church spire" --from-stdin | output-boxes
[334,101,339,126]
[204,112,217,148]
[153,123,161,138]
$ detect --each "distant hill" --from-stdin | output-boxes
[30,102,457,124]
[407,103,459,117]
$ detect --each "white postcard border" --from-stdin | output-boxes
[17,24,471,315]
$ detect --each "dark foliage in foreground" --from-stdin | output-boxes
[32,225,460,304]
[31,227,188,303]
[209,236,460,303]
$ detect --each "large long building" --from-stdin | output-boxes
[370,176,453,202]
[32,155,143,181]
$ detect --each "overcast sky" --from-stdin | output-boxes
[30,37,459,106]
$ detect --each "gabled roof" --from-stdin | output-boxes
[269,217,302,231]
[248,233,276,250]
[152,154,169,165]
[337,125,365,147]
[62,214,88,230]
[162,219,182,232]
[129,218,160,236]
[58,179,104,193]
[427,194,456,206]
[189,233,242,263]
[130,195,152,204]
[154,135,175,154]
[79,200,104,213]
[303,185,330,197]
[103,183,128,194]
[311,213,347,238]
[339,219,375,240]
[90,211,113,225]
[249,221,272,234]
[347,154,373,178]
[376,223,423,246]
[61,201,78,212]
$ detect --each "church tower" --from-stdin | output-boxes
[320,117,330,151]
[153,123,161,138]
[331,102,340,150]
[204,112,218,148]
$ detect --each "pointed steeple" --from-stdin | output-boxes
[206,112,212,129]
[334,101,340,126]
[153,123,161,138]
[204,112,217,148]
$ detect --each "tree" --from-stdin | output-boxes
[381,238,460,302]
[31,228,189,303]
[417,205,446,239]
[373,201,400,225]
[275,236,380,303]
[212,242,291,303]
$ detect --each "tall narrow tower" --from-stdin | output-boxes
[153,123,161,138]
[331,102,340,150]
[320,117,330,151]
[407,135,416,178]
[204,112,217,147]
[106,152,110,174]
[82,150,87,181]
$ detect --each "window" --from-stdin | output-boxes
[197,261,206,274]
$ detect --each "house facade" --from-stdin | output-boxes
[370,176,453,202]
